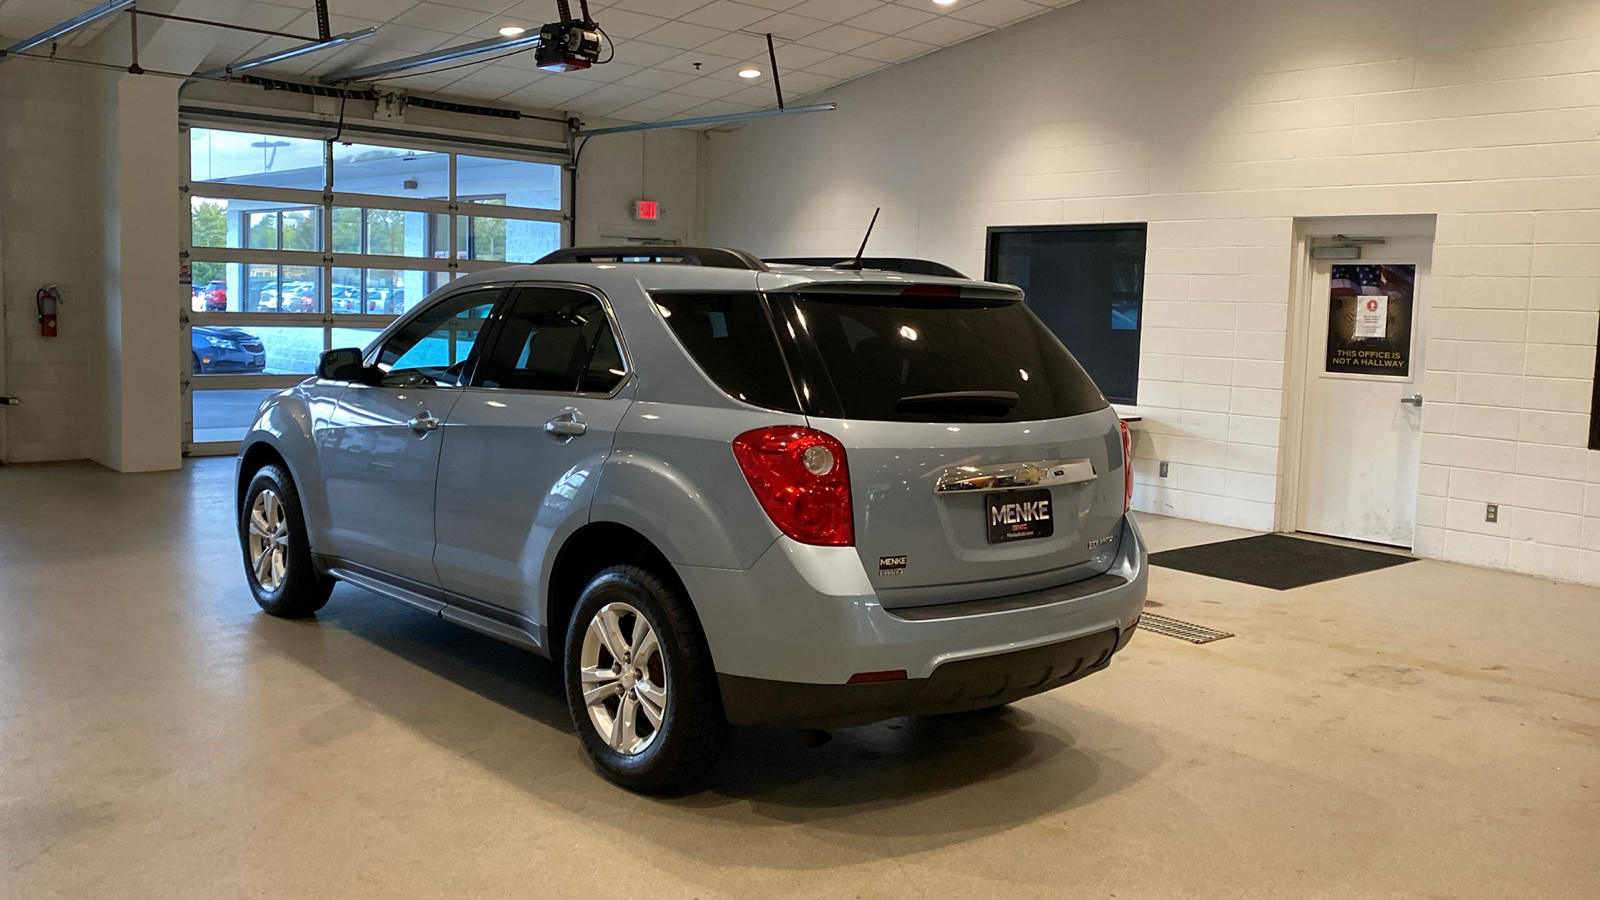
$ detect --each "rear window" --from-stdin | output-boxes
[652,293,802,413]
[777,292,1108,423]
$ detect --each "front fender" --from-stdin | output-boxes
[237,385,340,555]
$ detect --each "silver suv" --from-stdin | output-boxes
[236,246,1148,792]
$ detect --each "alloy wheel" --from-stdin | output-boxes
[247,489,290,592]
[579,602,667,755]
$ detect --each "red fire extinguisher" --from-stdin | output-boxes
[37,286,61,338]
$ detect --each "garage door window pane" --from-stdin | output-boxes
[457,215,560,263]
[192,198,320,252]
[190,128,326,191]
[330,207,449,258]
[333,143,448,200]
[206,263,323,314]
[192,389,283,443]
[191,326,323,376]
[457,155,562,209]
[332,268,451,315]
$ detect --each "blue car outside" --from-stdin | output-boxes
[192,326,267,374]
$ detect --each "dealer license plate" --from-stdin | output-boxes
[986,489,1054,544]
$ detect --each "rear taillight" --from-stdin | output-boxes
[732,426,855,546]
[1120,419,1133,513]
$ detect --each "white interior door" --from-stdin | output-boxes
[1297,236,1433,547]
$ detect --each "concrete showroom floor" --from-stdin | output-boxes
[0,458,1595,899]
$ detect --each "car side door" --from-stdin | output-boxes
[433,284,635,631]
[317,287,504,587]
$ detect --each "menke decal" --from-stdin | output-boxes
[879,555,908,575]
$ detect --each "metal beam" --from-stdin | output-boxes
[0,0,135,60]
[576,102,837,137]
[321,32,542,84]
[200,28,377,79]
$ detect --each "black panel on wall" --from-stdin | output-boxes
[1590,313,1600,451]
[985,224,1147,405]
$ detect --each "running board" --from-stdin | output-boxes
[325,565,546,655]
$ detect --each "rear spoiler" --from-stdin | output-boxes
[764,281,1022,303]
[764,257,969,279]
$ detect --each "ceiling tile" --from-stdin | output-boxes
[949,0,1057,28]
[794,23,880,54]
[850,35,938,64]
[897,14,990,46]
[680,1,776,32]
[801,53,884,80]
[844,3,938,36]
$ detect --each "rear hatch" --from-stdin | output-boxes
[763,279,1127,607]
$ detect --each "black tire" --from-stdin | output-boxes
[563,565,729,793]
[191,353,203,375]
[240,464,333,618]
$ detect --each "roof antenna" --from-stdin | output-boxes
[835,207,880,271]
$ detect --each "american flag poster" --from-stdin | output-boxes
[1325,264,1415,376]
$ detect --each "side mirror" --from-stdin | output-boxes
[318,347,368,382]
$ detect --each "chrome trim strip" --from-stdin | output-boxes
[933,458,1096,494]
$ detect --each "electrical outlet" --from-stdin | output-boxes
[1159,461,1170,478]
[1486,503,1498,523]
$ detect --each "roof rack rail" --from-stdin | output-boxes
[764,257,969,279]
[534,246,769,271]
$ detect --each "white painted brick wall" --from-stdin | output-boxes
[703,0,1600,585]
[0,62,92,463]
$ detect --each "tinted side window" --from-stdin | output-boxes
[375,289,500,387]
[651,292,800,413]
[476,287,626,394]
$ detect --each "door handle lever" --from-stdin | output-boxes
[1401,394,1423,408]
[408,414,441,433]
[544,410,587,440]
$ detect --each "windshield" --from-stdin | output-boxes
[774,292,1109,423]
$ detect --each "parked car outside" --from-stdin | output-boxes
[258,281,317,312]
[193,325,266,374]
[234,247,1147,792]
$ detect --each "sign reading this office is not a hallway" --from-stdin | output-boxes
[1325,264,1415,377]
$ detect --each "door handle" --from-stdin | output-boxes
[544,409,587,440]
[408,413,441,433]
[1401,394,1423,408]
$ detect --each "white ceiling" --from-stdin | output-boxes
[0,0,1083,121]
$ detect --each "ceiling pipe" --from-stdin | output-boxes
[0,0,135,61]
[200,28,377,79]
[320,32,543,84]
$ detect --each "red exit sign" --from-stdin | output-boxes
[633,200,659,221]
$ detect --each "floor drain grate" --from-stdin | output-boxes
[1139,613,1234,644]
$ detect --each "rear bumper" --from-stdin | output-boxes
[675,515,1147,728]
[719,626,1127,728]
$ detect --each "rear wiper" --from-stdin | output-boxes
[894,391,1020,417]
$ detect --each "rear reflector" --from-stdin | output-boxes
[846,669,908,684]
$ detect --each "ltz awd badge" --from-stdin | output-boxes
[879,556,908,576]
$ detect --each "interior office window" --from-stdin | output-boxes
[986,224,1147,405]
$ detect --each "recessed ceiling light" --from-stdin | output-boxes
[933,0,958,6]
[738,67,761,78]
[499,25,527,36]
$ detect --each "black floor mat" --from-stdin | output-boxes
[1149,533,1415,590]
